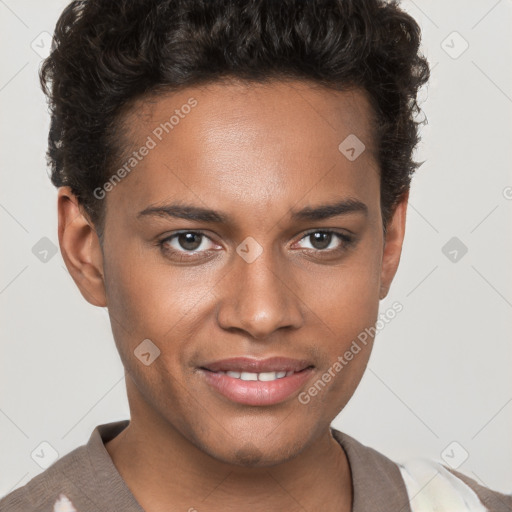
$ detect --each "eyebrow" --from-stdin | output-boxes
[137,197,368,224]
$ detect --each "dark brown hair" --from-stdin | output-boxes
[40,0,430,240]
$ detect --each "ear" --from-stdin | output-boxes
[379,190,408,300]
[57,187,107,307]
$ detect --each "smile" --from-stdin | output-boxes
[199,366,314,406]
[211,370,296,381]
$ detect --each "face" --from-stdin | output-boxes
[58,79,407,467]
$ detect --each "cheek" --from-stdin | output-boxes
[305,238,382,336]
[313,267,379,327]
[104,238,198,330]
[102,242,220,375]
[102,251,205,429]
[297,242,382,411]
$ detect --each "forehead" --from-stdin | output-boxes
[128,79,376,154]
[108,79,380,223]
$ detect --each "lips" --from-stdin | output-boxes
[198,356,315,406]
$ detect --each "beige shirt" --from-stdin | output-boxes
[0,420,509,511]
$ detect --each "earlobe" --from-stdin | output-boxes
[379,191,409,300]
[57,187,107,307]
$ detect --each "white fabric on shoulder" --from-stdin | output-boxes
[398,458,488,512]
[52,493,79,512]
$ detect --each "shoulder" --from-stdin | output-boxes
[0,443,99,512]
[444,464,512,512]
[0,420,131,512]
[0,420,135,512]
[330,428,414,512]
[331,428,511,512]
[397,456,512,512]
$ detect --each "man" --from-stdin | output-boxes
[1,0,510,511]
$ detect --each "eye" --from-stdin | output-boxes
[159,231,219,260]
[157,229,355,263]
[295,230,354,253]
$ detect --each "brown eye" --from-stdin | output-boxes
[308,232,332,250]
[159,231,218,260]
[176,232,203,251]
[296,230,353,252]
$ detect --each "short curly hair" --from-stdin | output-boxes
[40,0,430,241]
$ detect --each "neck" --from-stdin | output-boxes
[105,384,352,512]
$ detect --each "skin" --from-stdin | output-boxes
[57,79,408,512]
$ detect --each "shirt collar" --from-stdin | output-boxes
[330,427,412,512]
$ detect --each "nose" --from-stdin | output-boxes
[216,247,304,339]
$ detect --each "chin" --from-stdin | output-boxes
[200,429,308,469]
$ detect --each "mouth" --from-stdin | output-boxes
[200,356,314,374]
[198,357,315,406]
[200,368,309,381]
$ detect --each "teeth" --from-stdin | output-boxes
[240,372,258,381]
[258,371,278,381]
[217,370,296,381]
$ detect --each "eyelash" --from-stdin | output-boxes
[158,229,355,262]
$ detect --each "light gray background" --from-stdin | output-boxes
[1,0,511,498]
